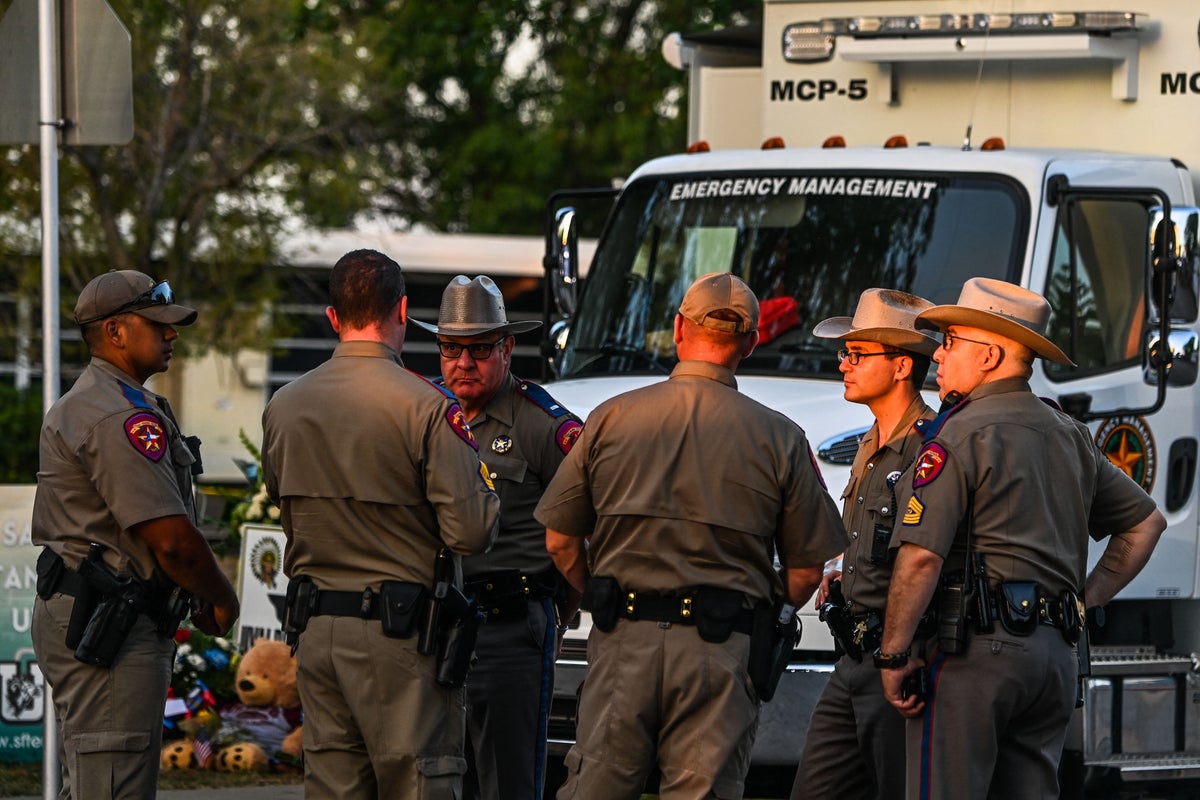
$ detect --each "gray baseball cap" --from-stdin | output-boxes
[73,270,197,326]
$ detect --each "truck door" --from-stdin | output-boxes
[1037,188,1200,602]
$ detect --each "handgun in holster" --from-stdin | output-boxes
[283,576,318,654]
[819,580,862,662]
[418,548,484,687]
[749,600,800,702]
[73,543,144,668]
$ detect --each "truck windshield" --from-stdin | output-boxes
[559,171,1028,379]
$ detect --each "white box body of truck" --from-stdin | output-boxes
[544,0,1200,788]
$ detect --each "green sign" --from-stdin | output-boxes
[0,486,43,763]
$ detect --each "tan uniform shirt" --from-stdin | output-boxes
[32,357,195,581]
[894,378,1156,592]
[459,373,581,578]
[840,396,933,612]
[535,360,845,603]
[262,340,499,591]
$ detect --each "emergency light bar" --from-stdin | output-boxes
[783,11,1144,100]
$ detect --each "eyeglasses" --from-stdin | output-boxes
[437,338,506,360]
[77,280,175,325]
[837,349,903,366]
[941,331,995,351]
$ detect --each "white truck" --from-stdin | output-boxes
[541,0,1200,792]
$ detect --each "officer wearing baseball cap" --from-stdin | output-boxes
[536,272,845,799]
[414,274,582,800]
[880,278,1166,798]
[32,269,239,798]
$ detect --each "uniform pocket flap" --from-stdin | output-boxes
[73,729,151,754]
[417,754,467,777]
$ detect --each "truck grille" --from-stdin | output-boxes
[817,427,869,465]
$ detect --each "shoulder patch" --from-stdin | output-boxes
[808,445,828,490]
[555,419,583,454]
[911,443,947,488]
[445,403,477,450]
[125,412,167,461]
[517,380,571,419]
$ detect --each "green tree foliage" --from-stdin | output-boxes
[0,0,381,354]
[291,0,760,234]
[0,382,40,482]
[0,0,759,359]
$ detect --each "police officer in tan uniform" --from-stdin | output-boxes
[536,273,845,800]
[879,278,1167,799]
[32,270,240,798]
[793,289,939,800]
[261,250,500,799]
[412,275,582,800]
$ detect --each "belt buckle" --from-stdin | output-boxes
[680,595,694,622]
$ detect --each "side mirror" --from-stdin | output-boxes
[550,207,581,316]
[1145,328,1199,387]
[1149,206,1200,324]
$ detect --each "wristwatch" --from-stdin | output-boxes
[873,647,910,669]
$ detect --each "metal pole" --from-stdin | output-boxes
[38,0,62,797]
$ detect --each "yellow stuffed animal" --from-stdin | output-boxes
[161,637,303,771]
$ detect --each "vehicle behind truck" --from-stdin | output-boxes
[541,0,1200,791]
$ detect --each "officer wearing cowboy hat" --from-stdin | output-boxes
[878,277,1166,798]
[414,274,583,800]
[794,288,940,800]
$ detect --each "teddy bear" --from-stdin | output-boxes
[161,637,303,771]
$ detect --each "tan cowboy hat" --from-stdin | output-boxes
[812,288,940,357]
[915,277,1075,366]
[410,275,542,336]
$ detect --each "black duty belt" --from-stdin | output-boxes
[465,568,558,622]
[314,588,383,620]
[42,564,86,598]
[618,591,756,636]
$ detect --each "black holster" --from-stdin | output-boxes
[581,576,621,632]
[748,601,799,702]
[284,576,318,651]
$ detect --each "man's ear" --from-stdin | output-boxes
[673,314,684,346]
[325,306,340,335]
[398,295,408,325]
[741,330,760,359]
[893,354,914,382]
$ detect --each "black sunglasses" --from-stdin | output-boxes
[77,280,175,325]
[436,338,506,360]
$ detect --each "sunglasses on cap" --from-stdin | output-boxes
[77,280,176,325]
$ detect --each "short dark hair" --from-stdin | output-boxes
[328,249,405,329]
[906,352,932,389]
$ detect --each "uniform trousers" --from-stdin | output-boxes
[31,593,174,800]
[907,625,1076,800]
[557,619,759,800]
[296,614,467,800]
[792,651,906,800]
[464,597,556,800]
